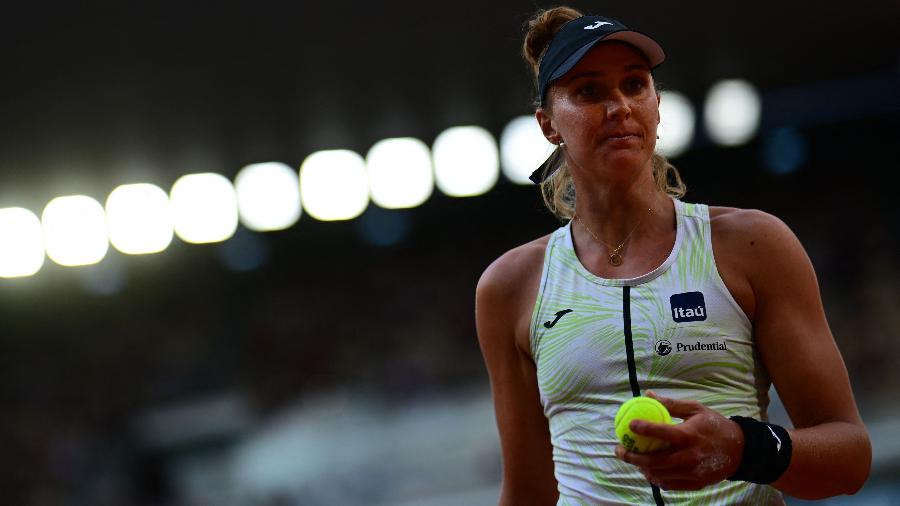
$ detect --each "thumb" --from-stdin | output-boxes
[645,390,702,419]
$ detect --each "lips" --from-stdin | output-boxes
[601,132,641,144]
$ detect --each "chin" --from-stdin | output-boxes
[602,152,650,173]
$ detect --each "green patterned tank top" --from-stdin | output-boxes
[530,199,785,505]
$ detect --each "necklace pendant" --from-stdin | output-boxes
[608,252,623,266]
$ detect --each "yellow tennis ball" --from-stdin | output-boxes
[614,396,672,453]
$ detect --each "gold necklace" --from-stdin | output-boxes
[575,206,654,266]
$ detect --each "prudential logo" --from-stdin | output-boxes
[655,338,728,356]
[655,340,672,356]
[670,291,708,323]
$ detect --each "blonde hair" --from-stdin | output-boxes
[522,7,687,221]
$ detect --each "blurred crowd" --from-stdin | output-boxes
[2,113,899,505]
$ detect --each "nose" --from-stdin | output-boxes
[606,91,631,120]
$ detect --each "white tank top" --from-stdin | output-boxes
[530,199,785,505]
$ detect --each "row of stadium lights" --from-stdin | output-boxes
[0,80,761,279]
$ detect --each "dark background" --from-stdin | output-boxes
[1,1,898,504]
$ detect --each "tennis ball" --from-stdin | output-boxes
[614,396,672,453]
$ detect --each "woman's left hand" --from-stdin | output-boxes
[614,391,744,491]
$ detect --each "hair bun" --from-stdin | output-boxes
[522,7,583,78]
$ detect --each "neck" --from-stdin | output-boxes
[573,172,665,245]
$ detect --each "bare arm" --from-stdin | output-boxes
[476,242,558,505]
[743,211,871,498]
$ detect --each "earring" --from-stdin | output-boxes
[558,140,566,147]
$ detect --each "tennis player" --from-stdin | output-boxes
[475,6,871,505]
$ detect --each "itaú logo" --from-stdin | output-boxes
[670,291,708,323]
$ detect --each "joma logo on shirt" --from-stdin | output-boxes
[670,291,707,323]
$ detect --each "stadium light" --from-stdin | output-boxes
[704,79,761,146]
[433,126,499,197]
[762,127,808,175]
[235,162,302,232]
[43,195,109,267]
[656,91,695,158]
[106,183,174,255]
[170,173,239,244]
[300,150,369,221]
[0,207,45,277]
[500,115,553,185]
[366,137,433,209]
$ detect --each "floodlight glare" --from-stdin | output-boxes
[366,137,433,209]
[762,127,808,175]
[299,150,370,221]
[657,91,696,158]
[43,195,109,267]
[0,207,45,277]
[500,116,553,185]
[433,126,499,197]
[170,173,239,244]
[704,79,761,146]
[235,162,302,232]
[106,183,174,255]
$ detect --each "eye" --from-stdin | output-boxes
[624,77,648,93]
[577,84,599,97]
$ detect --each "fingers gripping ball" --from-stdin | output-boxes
[614,396,672,453]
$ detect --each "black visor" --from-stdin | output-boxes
[537,16,665,106]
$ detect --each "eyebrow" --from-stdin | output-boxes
[566,64,651,81]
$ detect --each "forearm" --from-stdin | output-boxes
[497,449,558,506]
[772,421,871,499]
[499,485,558,506]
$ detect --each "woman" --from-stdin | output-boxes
[475,6,871,505]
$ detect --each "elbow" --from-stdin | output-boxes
[782,425,872,500]
[844,431,872,495]
[824,426,872,497]
[789,464,870,501]
[840,467,869,497]
[828,426,872,497]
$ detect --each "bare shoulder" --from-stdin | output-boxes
[476,234,552,352]
[477,234,551,301]
[708,205,791,234]
[709,205,812,282]
[708,206,803,259]
[708,206,809,321]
